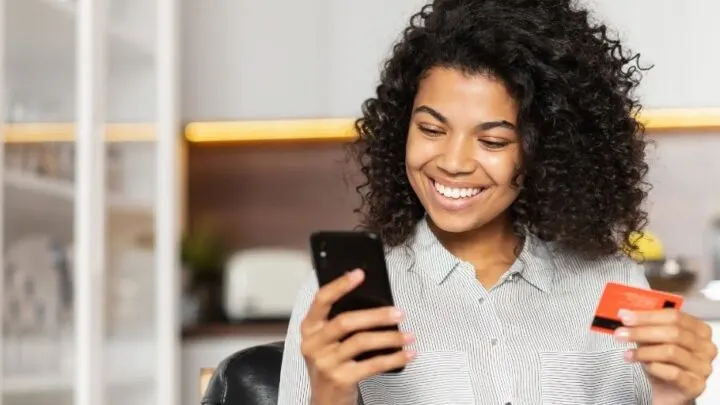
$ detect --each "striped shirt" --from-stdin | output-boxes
[278,218,652,405]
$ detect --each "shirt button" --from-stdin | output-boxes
[490,338,498,346]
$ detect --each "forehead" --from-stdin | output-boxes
[413,67,518,123]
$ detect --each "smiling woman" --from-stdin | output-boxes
[276,1,718,405]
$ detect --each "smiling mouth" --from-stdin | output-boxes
[431,179,487,200]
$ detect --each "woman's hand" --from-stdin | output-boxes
[300,269,416,405]
[615,309,718,405]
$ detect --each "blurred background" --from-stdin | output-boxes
[1,0,719,404]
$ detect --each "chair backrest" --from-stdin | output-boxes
[201,341,286,405]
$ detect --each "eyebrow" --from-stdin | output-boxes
[413,105,516,131]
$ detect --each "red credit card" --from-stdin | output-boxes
[591,282,685,334]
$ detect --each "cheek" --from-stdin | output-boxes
[405,133,432,171]
[482,153,520,186]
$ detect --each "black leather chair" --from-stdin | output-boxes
[201,341,285,405]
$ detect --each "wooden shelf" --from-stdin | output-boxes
[182,320,289,340]
[184,108,720,144]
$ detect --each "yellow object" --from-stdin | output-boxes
[626,231,664,261]
[183,108,720,143]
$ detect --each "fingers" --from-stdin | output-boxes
[617,308,718,399]
[615,325,701,353]
[306,330,416,389]
[343,349,417,382]
[628,344,713,378]
[616,309,717,360]
[334,330,414,363]
[299,268,417,388]
[302,306,404,357]
[302,269,365,334]
[324,307,405,342]
[620,309,712,339]
[641,362,707,399]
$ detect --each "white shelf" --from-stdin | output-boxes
[5,170,153,213]
[4,170,153,242]
[3,338,156,395]
[3,372,153,395]
[7,0,152,74]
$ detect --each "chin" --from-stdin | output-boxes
[426,210,489,234]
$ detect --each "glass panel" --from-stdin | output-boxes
[3,0,77,403]
[104,0,157,404]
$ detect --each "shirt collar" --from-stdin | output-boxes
[406,217,556,292]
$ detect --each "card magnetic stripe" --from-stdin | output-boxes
[592,300,677,331]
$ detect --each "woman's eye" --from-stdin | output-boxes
[479,139,509,149]
[418,126,444,136]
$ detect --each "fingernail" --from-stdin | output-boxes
[403,332,415,343]
[618,309,636,325]
[614,327,630,340]
[405,350,416,360]
[348,269,364,282]
[391,308,405,320]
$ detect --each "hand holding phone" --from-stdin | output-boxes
[299,232,415,405]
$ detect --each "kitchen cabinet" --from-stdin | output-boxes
[0,0,181,405]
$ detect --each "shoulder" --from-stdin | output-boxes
[291,274,319,316]
[550,246,649,290]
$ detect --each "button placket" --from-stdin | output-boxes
[483,301,515,403]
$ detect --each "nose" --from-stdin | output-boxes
[436,134,476,175]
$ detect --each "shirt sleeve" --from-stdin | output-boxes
[619,258,653,405]
[277,275,318,405]
[277,276,366,405]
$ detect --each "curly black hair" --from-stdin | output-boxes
[348,0,652,258]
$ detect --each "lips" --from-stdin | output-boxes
[433,181,484,199]
[428,178,488,211]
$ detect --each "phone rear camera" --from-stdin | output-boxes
[319,250,327,258]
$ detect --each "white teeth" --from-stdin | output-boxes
[433,181,482,199]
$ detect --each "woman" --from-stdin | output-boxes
[278,1,717,404]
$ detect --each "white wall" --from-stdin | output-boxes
[586,0,720,108]
[180,0,427,120]
[181,0,720,121]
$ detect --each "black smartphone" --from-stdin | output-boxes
[309,231,404,372]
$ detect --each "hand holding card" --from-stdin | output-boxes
[591,282,684,334]
[592,282,718,404]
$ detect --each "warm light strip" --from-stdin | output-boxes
[3,123,156,143]
[184,118,357,143]
[3,109,719,144]
[184,109,720,143]
[639,108,720,130]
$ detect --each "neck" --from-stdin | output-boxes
[428,214,521,288]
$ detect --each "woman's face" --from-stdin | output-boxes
[406,67,522,234]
